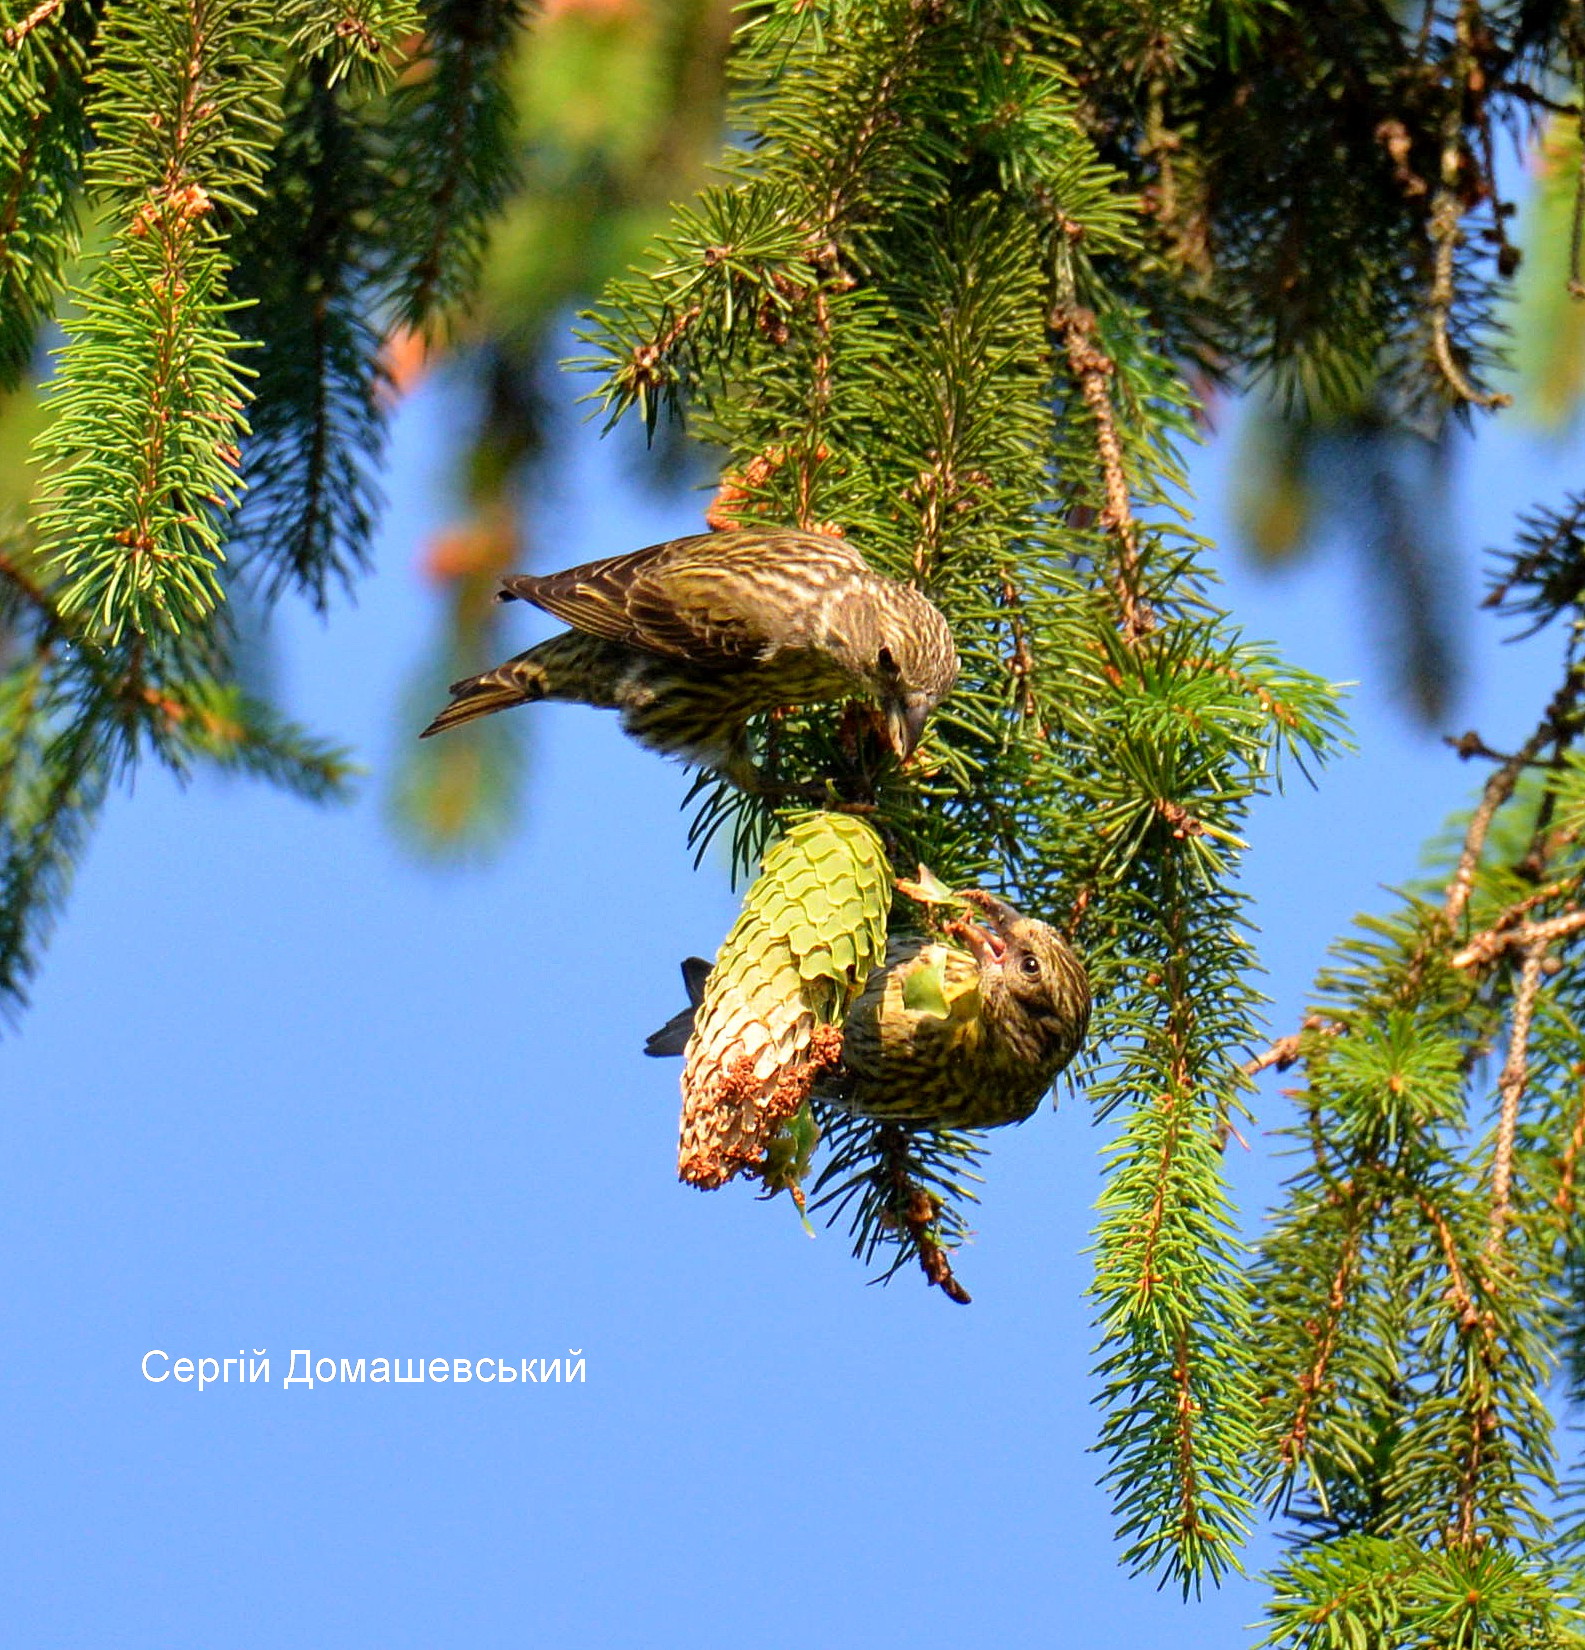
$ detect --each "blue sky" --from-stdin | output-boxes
[0,358,1575,1647]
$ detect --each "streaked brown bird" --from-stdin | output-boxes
[647,893,1091,1130]
[418,528,958,788]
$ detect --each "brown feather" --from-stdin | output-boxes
[422,526,957,785]
[499,530,869,667]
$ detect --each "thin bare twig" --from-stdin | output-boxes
[1426,0,1512,409]
[1487,942,1546,1255]
[1448,876,1573,950]
[1453,907,1585,970]
[1444,729,1558,929]
[1241,1017,1341,1079]
[1050,257,1151,642]
[1444,730,1550,766]
[2,0,65,50]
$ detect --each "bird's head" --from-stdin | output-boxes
[870,586,959,761]
[949,892,1091,1078]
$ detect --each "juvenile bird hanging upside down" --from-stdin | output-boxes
[418,528,958,789]
[648,892,1091,1131]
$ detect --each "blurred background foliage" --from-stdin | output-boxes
[378,0,737,857]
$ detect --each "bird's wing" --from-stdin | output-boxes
[501,530,868,666]
[499,541,679,646]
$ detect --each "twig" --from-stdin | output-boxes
[1241,1016,1341,1079]
[1443,722,1561,929]
[1413,1188,1481,1333]
[1050,268,1152,642]
[1452,907,1585,970]
[902,1188,971,1305]
[626,302,703,407]
[1443,729,1547,765]
[1223,1018,1341,1152]
[873,1125,972,1305]
[1169,1328,1203,1544]
[800,287,834,534]
[1426,0,1512,409]
[2,0,65,50]
[999,576,1045,730]
[1468,877,1572,930]
[1487,941,1546,1255]
[1406,1172,1498,1549]
[1279,1213,1366,1468]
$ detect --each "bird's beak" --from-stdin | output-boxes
[953,918,1007,969]
[884,695,930,762]
[950,890,1024,968]
[961,891,1022,932]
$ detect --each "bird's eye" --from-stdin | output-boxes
[1020,954,1042,977]
[877,645,899,677]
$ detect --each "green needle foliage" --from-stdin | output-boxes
[379,0,530,333]
[1246,531,1585,1645]
[8,0,1585,1627]
[228,58,391,607]
[0,0,93,390]
[34,0,280,645]
[578,0,1339,1592]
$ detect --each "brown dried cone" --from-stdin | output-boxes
[650,891,1091,1131]
[670,812,891,1188]
[418,529,958,789]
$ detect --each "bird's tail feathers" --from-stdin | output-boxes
[419,658,549,738]
[643,957,712,1057]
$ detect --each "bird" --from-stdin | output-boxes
[418,528,958,789]
[647,892,1091,1131]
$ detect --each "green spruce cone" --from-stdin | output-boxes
[677,811,890,1188]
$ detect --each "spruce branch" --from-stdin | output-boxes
[2,0,66,48]
[1051,292,1151,643]
[810,1110,985,1304]
[282,0,421,88]
[0,696,110,1018]
[378,0,530,334]
[0,0,94,387]
[33,0,282,648]
[1444,669,1585,928]
[229,60,389,607]
[1273,1199,1372,1479]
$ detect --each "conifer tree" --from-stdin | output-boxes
[6,0,1585,1631]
